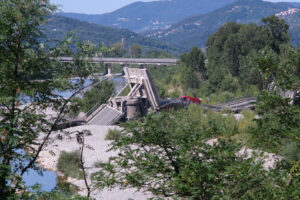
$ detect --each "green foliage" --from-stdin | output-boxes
[105,128,122,141]
[81,80,115,113]
[0,0,99,198]
[92,106,300,199]
[57,151,83,179]
[22,185,88,200]
[198,15,291,101]
[104,42,127,58]
[70,80,115,115]
[251,91,300,152]
[283,142,300,162]
[179,47,205,90]
[238,110,256,135]
[155,16,289,102]
[180,47,206,73]
[180,64,200,90]
[130,44,142,58]
[149,65,182,99]
[119,85,131,96]
[262,15,290,54]
[56,176,80,194]
[205,91,236,104]
[144,50,174,58]
[249,45,300,153]
[93,160,107,168]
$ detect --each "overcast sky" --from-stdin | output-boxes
[50,0,300,14]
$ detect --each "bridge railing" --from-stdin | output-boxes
[86,103,103,119]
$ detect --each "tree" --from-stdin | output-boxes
[179,47,205,90]
[180,64,200,90]
[262,15,290,54]
[180,47,206,74]
[0,0,97,198]
[145,50,173,58]
[104,42,126,57]
[130,44,142,58]
[92,107,300,199]
[251,46,300,152]
[71,80,115,115]
[205,17,291,95]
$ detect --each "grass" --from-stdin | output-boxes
[119,85,130,96]
[105,128,122,141]
[56,176,80,193]
[93,160,107,168]
[233,109,256,144]
[57,150,83,179]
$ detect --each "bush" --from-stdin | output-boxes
[69,80,115,115]
[57,150,83,179]
[178,105,239,138]
[93,160,107,168]
[283,142,300,161]
[238,110,256,135]
[105,128,122,141]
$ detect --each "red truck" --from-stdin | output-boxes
[179,96,202,104]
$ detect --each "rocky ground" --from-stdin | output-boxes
[37,125,154,200]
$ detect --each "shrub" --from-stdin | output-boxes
[57,150,83,179]
[105,128,122,141]
[238,110,256,135]
[283,142,300,161]
[93,160,107,168]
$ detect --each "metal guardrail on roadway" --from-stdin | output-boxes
[159,96,257,113]
[58,57,178,65]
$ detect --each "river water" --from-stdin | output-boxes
[22,76,126,192]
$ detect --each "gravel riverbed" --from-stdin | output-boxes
[37,125,154,200]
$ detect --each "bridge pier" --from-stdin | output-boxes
[105,63,112,75]
[121,64,129,75]
[139,64,147,69]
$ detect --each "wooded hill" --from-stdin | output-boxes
[149,0,300,51]
[41,15,180,54]
[58,0,235,33]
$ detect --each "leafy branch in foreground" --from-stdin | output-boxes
[250,46,300,152]
[0,0,100,198]
[92,109,288,199]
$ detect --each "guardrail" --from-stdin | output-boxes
[57,57,178,65]
[86,103,102,118]
[159,96,257,113]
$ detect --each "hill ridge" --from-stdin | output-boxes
[41,15,180,54]
[147,0,300,51]
[58,0,236,32]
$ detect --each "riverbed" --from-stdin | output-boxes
[22,75,127,192]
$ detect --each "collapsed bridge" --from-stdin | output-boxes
[82,67,257,126]
[86,67,160,125]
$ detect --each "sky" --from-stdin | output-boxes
[51,0,153,14]
[50,0,300,15]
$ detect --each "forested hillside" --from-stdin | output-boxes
[41,16,179,54]
[58,0,235,32]
[149,0,300,51]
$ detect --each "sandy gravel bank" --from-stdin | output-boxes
[37,125,154,200]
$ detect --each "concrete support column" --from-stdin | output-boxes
[139,64,147,69]
[126,98,142,120]
[105,63,112,75]
[122,64,129,75]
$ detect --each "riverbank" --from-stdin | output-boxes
[36,125,154,199]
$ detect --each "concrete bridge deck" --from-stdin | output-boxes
[58,57,178,65]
